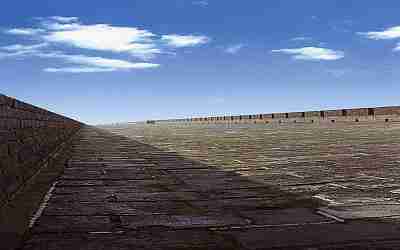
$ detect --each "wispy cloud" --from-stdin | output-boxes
[271,47,344,61]
[358,26,400,52]
[44,63,157,73]
[1,43,48,51]
[291,37,312,41]
[358,26,400,40]
[6,17,210,59]
[0,43,48,58]
[38,52,159,69]
[44,67,117,73]
[1,17,210,72]
[161,34,210,47]
[48,16,79,23]
[6,28,44,35]
[192,1,209,7]
[0,41,159,72]
[224,44,244,54]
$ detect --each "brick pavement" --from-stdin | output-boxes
[23,125,400,249]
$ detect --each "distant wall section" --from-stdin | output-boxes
[153,106,400,124]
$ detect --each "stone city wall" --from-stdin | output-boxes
[154,106,400,124]
[0,94,82,208]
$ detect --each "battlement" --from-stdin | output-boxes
[154,106,400,124]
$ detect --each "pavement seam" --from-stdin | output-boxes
[29,181,58,228]
[316,210,346,223]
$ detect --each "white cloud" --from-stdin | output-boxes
[43,22,82,31]
[192,1,208,6]
[4,17,210,59]
[6,28,44,35]
[43,23,160,59]
[57,54,159,69]
[0,51,29,58]
[271,47,344,61]
[0,43,48,58]
[49,16,79,23]
[224,44,244,54]
[44,67,116,73]
[2,17,210,72]
[358,26,400,40]
[37,52,160,70]
[291,37,312,41]
[161,34,210,47]
[1,43,48,51]
[394,43,400,51]
[0,44,159,72]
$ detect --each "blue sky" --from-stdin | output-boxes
[1,0,400,124]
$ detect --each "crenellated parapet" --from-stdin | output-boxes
[152,106,400,124]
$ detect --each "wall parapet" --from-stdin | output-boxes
[0,93,82,208]
[151,106,400,124]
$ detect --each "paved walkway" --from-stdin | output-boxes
[23,126,400,249]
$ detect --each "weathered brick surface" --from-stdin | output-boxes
[0,94,82,207]
[325,109,343,117]
[24,124,400,249]
[375,106,400,115]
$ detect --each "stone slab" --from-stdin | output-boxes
[318,204,400,220]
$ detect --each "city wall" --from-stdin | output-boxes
[0,94,82,208]
[153,106,400,124]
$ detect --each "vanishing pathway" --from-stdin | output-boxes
[23,126,400,249]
